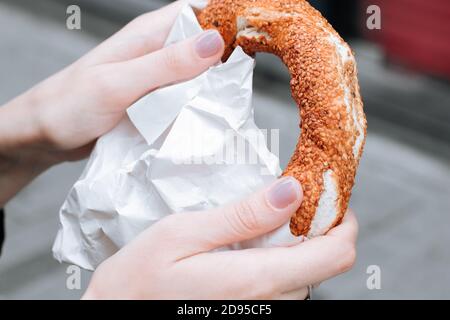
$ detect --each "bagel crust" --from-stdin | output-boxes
[197,0,367,237]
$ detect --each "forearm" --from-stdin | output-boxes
[0,93,51,207]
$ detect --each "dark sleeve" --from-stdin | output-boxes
[0,208,4,256]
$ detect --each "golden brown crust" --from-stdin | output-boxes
[198,0,367,237]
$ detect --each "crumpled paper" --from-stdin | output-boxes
[53,3,300,271]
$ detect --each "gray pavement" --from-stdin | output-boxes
[0,1,449,299]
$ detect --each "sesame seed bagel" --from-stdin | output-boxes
[197,0,367,237]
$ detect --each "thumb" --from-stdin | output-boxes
[111,29,224,103]
[152,177,303,258]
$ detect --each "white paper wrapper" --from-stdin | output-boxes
[53,4,300,270]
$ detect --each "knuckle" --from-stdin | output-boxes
[88,68,115,93]
[228,200,260,236]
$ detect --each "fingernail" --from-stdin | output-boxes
[195,30,223,58]
[266,177,302,210]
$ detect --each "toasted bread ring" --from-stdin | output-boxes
[197,0,367,237]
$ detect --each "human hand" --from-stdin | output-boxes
[0,0,224,167]
[83,177,357,299]
[0,1,224,206]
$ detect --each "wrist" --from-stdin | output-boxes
[0,92,56,170]
[0,91,42,143]
[0,92,57,206]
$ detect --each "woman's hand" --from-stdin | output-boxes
[1,0,224,160]
[32,2,224,153]
[83,177,358,300]
[0,0,224,206]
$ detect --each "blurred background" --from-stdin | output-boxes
[0,0,449,299]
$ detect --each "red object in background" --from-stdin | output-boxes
[362,0,450,79]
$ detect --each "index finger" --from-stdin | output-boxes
[81,0,191,64]
[270,210,358,291]
[220,210,358,293]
